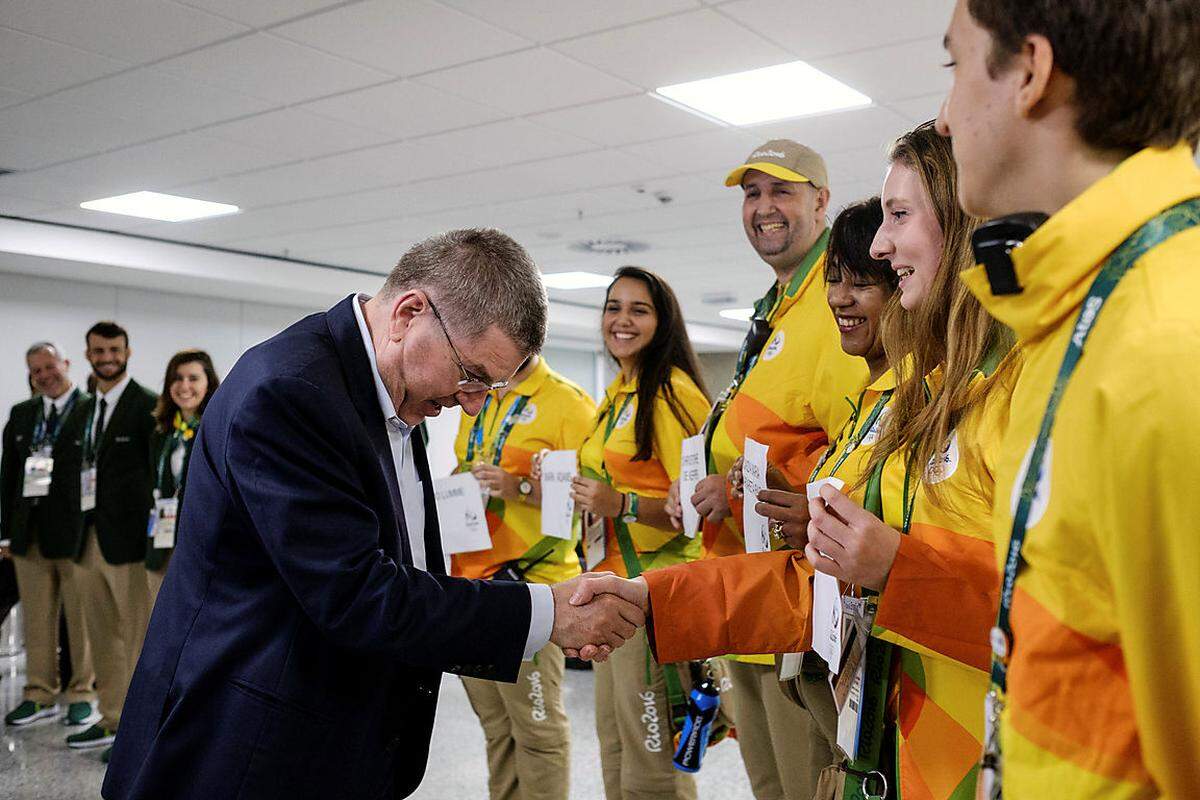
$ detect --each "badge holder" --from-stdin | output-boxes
[23,449,54,499]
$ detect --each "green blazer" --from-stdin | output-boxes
[83,379,157,565]
[145,427,194,572]
[0,389,91,559]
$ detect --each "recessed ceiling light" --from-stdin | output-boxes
[568,237,648,255]
[80,191,240,222]
[719,307,755,321]
[654,61,871,126]
[542,271,613,290]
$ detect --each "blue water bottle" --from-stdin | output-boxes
[672,673,721,773]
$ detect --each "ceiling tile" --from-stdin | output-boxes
[154,33,390,105]
[48,66,274,137]
[0,99,157,166]
[620,128,761,175]
[886,91,945,124]
[0,28,130,97]
[204,107,391,160]
[734,105,914,158]
[272,0,530,76]
[0,193,56,216]
[530,93,716,147]
[552,8,792,88]
[719,0,953,60]
[402,118,598,175]
[0,87,31,109]
[416,49,638,117]
[810,37,950,105]
[0,0,248,63]
[174,0,348,28]
[439,0,700,44]
[299,80,507,140]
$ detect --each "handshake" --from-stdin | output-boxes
[547,572,650,662]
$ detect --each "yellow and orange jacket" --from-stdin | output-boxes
[579,367,709,577]
[962,143,1200,799]
[646,362,1017,800]
[451,358,596,586]
[704,230,865,560]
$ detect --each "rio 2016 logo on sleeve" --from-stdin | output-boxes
[925,431,960,484]
[761,331,785,361]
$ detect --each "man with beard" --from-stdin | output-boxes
[67,321,156,757]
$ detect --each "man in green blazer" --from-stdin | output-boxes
[67,322,157,752]
[1,342,97,729]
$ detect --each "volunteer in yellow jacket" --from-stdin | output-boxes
[669,139,865,800]
[940,2,1200,796]
[573,266,709,800]
[451,353,596,800]
[582,124,1020,800]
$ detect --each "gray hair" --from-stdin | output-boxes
[381,228,547,355]
[26,341,63,360]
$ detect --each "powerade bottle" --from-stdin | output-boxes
[672,674,721,773]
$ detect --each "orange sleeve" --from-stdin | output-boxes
[644,550,816,663]
[874,521,998,672]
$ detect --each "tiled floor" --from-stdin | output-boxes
[0,651,756,799]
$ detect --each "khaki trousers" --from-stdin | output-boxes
[725,659,839,800]
[11,547,95,705]
[462,642,571,800]
[72,529,149,730]
[594,627,696,800]
[146,560,169,609]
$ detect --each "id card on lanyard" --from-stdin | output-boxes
[80,401,100,512]
[149,492,178,548]
[23,392,78,499]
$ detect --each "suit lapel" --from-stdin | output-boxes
[324,295,413,567]
[98,379,139,465]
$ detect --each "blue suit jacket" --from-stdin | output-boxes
[104,296,532,800]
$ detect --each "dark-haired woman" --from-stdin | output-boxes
[572,266,709,800]
[146,350,219,605]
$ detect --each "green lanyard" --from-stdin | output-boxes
[31,389,79,451]
[812,389,895,482]
[589,392,633,483]
[155,431,186,497]
[464,393,529,466]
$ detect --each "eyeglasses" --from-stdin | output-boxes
[426,297,510,394]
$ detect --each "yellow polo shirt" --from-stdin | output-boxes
[451,358,596,586]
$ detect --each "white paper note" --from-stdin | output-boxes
[434,472,492,554]
[540,450,577,540]
[678,435,706,539]
[807,476,847,669]
[741,437,770,553]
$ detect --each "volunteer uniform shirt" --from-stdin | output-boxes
[963,144,1200,799]
[451,358,596,586]
[579,367,708,577]
[705,231,865,560]
[872,364,1015,800]
[809,367,898,498]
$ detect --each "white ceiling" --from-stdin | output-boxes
[0,0,959,331]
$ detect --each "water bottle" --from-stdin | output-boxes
[672,674,721,773]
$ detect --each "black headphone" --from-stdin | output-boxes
[970,213,1049,295]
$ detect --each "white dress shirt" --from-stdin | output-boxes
[351,295,553,660]
[42,384,77,418]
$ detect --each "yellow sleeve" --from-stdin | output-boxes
[651,374,707,484]
[1098,330,1200,797]
[558,388,598,452]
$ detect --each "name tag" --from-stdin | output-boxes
[23,455,53,498]
[115,435,132,443]
[80,466,97,512]
[149,497,178,549]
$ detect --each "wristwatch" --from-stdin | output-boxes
[621,492,639,524]
[518,478,534,500]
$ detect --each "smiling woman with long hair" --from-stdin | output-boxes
[571,265,710,800]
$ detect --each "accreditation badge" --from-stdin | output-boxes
[149,496,178,549]
[23,453,54,498]
[584,512,606,570]
[80,465,97,511]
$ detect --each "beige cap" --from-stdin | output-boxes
[724,139,828,189]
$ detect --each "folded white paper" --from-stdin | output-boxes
[741,437,770,553]
[540,449,577,540]
[678,434,706,539]
[434,472,492,554]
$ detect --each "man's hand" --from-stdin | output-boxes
[691,474,731,522]
[806,484,901,591]
[755,488,811,550]
[560,574,650,662]
[570,476,624,518]
[664,480,683,530]
[550,572,645,661]
[472,463,519,499]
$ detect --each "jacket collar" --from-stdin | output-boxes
[962,144,1200,344]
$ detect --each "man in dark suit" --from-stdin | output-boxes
[67,322,157,753]
[104,229,644,800]
[1,342,97,729]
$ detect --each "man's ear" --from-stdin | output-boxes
[1014,33,1058,119]
[815,186,831,220]
[386,290,427,342]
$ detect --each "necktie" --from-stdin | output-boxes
[45,403,59,443]
[94,398,108,451]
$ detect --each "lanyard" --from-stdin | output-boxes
[812,389,894,482]
[991,197,1200,697]
[32,389,79,451]
[465,393,529,466]
[594,393,634,481]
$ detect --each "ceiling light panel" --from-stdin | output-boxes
[541,271,613,290]
[80,191,240,222]
[654,60,871,126]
